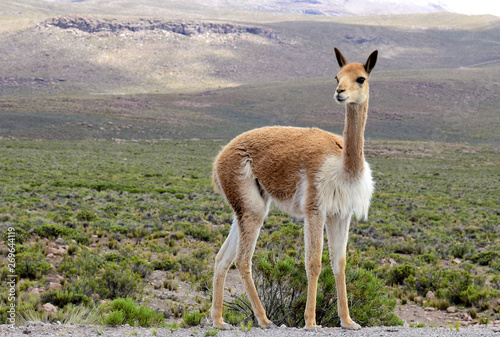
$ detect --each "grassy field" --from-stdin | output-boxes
[0,138,498,327]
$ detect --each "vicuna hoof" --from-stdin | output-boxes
[304,325,323,332]
[263,322,278,329]
[341,321,361,330]
[214,322,233,330]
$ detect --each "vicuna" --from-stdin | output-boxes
[211,48,378,331]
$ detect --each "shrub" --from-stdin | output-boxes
[223,308,246,325]
[76,209,97,222]
[98,264,139,299]
[388,264,415,286]
[2,227,29,244]
[183,310,204,326]
[152,258,180,272]
[106,297,164,327]
[450,244,475,259]
[419,253,438,264]
[137,305,163,327]
[186,224,213,242]
[105,310,125,326]
[471,251,500,266]
[16,251,53,279]
[59,251,142,300]
[41,290,92,307]
[225,252,401,328]
[401,267,497,308]
[316,267,401,327]
[36,223,89,245]
[59,250,104,277]
[109,297,138,322]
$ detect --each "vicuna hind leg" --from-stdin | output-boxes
[232,176,275,328]
[211,220,239,329]
[234,211,276,328]
[325,214,361,330]
[212,168,273,329]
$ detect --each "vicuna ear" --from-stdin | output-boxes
[334,48,348,68]
[364,50,378,74]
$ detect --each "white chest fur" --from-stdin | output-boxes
[315,155,374,220]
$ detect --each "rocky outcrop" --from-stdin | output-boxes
[41,16,281,41]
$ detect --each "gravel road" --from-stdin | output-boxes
[2,322,499,337]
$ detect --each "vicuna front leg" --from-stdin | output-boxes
[325,214,361,330]
[303,211,325,330]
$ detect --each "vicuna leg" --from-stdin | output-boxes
[212,164,273,329]
[211,220,239,329]
[303,211,325,330]
[234,212,275,328]
[325,214,361,330]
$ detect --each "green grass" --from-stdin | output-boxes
[0,138,498,327]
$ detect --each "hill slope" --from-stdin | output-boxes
[0,0,499,143]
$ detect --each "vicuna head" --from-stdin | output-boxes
[334,48,378,105]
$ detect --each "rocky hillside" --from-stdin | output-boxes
[42,16,282,41]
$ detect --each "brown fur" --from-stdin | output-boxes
[214,127,343,206]
[211,49,378,331]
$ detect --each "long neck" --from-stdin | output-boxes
[342,99,368,176]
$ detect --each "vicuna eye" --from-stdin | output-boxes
[356,77,366,85]
[335,76,339,83]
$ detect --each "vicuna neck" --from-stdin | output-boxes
[342,99,368,177]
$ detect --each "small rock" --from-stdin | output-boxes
[46,247,63,255]
[389,258,398,268]
[47,282,62,291]
[55,237,66,245]
[45,276,61,283]
[424,307,436,311]
[426,291,435,300]
[47,246,68,255]
[42,303,57,314]
[28,287,41,295]
[452,258,461,264]
[446,306,456,313]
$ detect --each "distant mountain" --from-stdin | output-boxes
[187,0,452,16]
